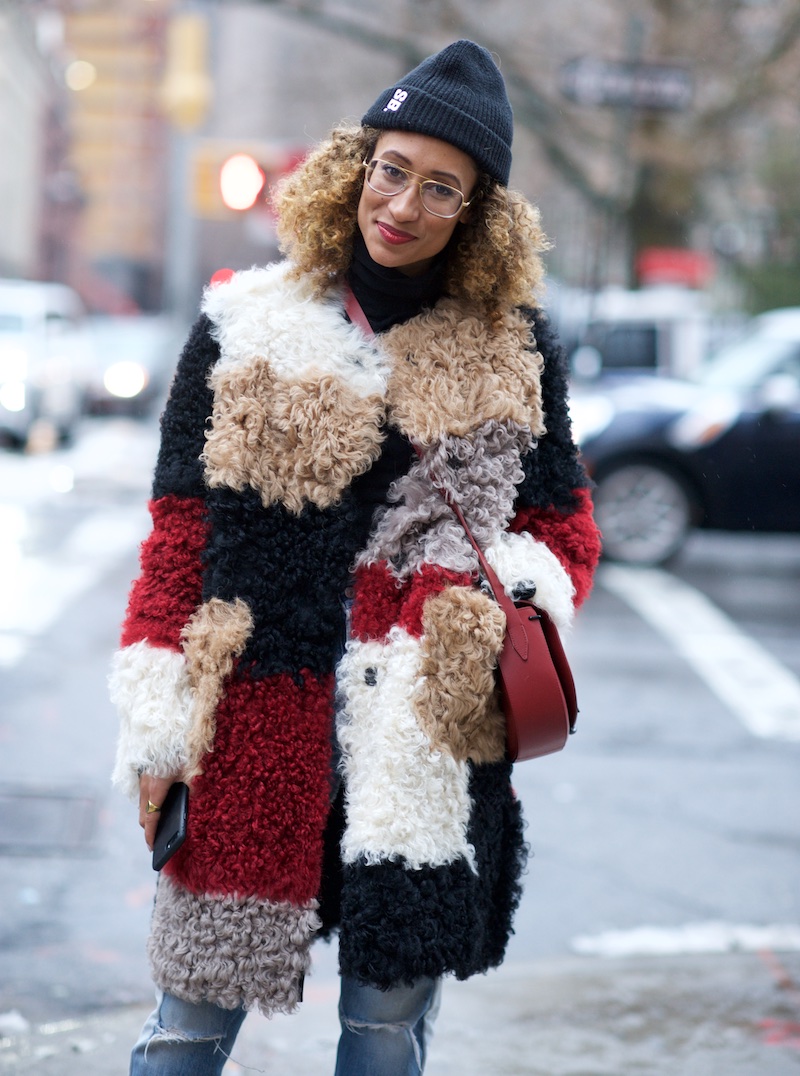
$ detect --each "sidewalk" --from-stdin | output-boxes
[2,951,800,1074]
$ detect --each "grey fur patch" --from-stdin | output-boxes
[148,875,319,1016]
[359,419,533,579]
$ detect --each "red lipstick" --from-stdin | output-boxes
[376,222,415,245]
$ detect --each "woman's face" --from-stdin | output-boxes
[357,131,479,277]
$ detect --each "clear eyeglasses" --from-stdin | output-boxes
[363,158,472,219]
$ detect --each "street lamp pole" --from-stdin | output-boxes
[159,4,213,321]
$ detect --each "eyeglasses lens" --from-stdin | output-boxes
[366,160,463,218]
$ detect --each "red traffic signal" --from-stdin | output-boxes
[219,153,266,211]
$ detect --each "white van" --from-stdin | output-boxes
[0,279,93,447]
[550,284,738,382]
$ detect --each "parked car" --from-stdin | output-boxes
[0,279,93,447]
[84,314,186,416]
[569,307,800,564]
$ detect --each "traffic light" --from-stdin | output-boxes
[220,154,266,211]
[191,140,306,219]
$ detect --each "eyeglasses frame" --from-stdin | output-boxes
[362,158,473,219]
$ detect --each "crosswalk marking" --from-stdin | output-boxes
[601,563,800,741]
[0,505,149,668]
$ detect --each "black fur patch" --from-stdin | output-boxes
[337,761,527,987]
[202,487,375,678]
[516,308,589,510]
[152,315,217,500]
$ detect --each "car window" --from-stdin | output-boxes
[698,337,800,390]
[587,323,659,369]
[0,314,25,333]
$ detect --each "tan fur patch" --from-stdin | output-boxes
[416,586,507,765]
[203,360,385,513]
[384,302,545,442]
[181,597,254,777]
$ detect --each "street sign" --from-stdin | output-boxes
[560,56,693,111]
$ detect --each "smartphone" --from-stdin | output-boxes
[152,781,189,872]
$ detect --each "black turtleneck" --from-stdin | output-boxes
[346,230,447,515]
[346,231,446,334]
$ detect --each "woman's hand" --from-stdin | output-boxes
[138,774,180,851]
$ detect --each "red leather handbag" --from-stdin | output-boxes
[444,497,578,762]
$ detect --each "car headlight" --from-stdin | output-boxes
[568,394,615,445]
[102,361,149,399]
[0,344,29,382]
[0,381,26,412]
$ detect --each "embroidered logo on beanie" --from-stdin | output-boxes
[384,89,409,113]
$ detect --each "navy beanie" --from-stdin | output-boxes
[361,40,513,187]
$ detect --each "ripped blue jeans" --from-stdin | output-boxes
[130,975,441,1075]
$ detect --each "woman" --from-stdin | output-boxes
[110,38,601,1075]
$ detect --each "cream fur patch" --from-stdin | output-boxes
[181,597,254,779]
[336,629,476,871]
[384,301,545,441]
[149,874,318,1017]
[485,531,576,632]
[109,642,194,799]
[417,587,507,765]
[202,264,387,397]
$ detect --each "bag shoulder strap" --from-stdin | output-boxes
[343,283,375,338]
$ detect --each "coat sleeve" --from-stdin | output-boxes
[109,315,218,797]
[485,307,601,631]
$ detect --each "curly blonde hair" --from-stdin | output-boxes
[272,125,549,317]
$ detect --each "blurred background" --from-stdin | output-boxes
[0,2,799,1072]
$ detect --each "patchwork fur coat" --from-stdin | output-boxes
[110,261,600,1018]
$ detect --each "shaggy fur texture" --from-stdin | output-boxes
[204,365,385,513]
[349,561,472,643]
[149,875,318,1016]
[510,490,601,609]
[181,597,253,779]
[168,670,335,903]
[336,629,476,871]
[109,642,194,798]
[203,266,387,396]
[201,267,390,514]
[515,308,589,512]
[337,760,526,988]
[385,302,545,441]
[358,420,533,580]
[485,530,576,632]
[416,586,506,764]
[202,486,370,679]
[120,495,209,651]
[152,317,217,501]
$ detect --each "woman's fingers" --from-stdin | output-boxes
[138,774,177,851]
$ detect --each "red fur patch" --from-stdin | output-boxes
[167,670,335,904]
[121,496,209,650]
[350,562,473,641]
[349,563,404,641]
[510,488,600,607]
[397,565,474,637]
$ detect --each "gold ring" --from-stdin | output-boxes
[146,800,162,814]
